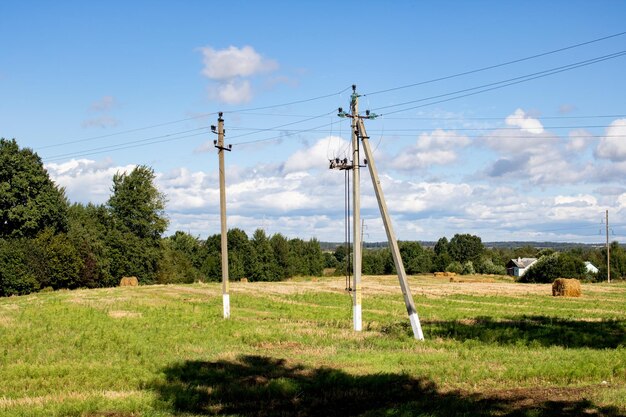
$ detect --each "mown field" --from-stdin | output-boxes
[0,275,625,416]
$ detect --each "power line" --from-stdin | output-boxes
[363,31,626,96]
[223,124,621,133]
[39,114,218,150]
[40,87,351,151]
[43,128,210,162]
[382,114,626,121]
[226,86,352,113]
[373,50,626,115]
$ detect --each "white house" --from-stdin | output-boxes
[584,261,599,274]
[506,257,538,277]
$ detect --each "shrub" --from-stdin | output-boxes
[445,261,463,274]
[461,261,475,275]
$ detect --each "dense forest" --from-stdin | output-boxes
[1,138,622,297]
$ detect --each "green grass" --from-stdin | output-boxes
[0,276,625,416]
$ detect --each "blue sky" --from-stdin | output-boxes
[2,1,626,243]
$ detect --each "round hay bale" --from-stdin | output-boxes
[552,278,581,297]
[119,276,139,287]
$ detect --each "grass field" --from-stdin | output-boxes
[0,275,625,416]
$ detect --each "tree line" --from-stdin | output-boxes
[0,138,621,297]
[0,138,325,296]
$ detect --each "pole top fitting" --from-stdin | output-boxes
[352,84,356,92]
[218,111,223,117]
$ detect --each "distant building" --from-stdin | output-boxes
[506,257,538,277]
[584,261,599,274]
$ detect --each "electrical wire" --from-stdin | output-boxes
[44,129,209,162]
[373,51,626,115]
[363,30,626,96]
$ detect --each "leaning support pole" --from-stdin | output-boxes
[357,118,424,340]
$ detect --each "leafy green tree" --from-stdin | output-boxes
[0,138,68,238]
[363,249,385,275]
[0,238,39,296]
[323,252,338,269]
[32,229,83,289]
[334,245,348,264]
[168,231,203,270]
[200,234,221,282]
[270,233,291,279]
[433,237,452,272]
[157,239,203,284]
[399,241,432,274]
[521,252,585,283]
[106,166,168,283]
[304,238,324,276]
[249,229,280,281]
[67,203,114,288]
[448,234,484,264]
[108,165,168,241]
[445,261,463,274]
[227,228,251,279]
[434,237,449,256]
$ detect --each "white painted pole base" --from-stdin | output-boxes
[409,312,424,340]
[353,304,362,331]
[223,294,230,319]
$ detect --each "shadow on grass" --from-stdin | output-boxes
[151,355,623,416]
[422,315,626,349]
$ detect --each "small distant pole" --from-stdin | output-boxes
[606,209,611,283]
[213,113,232,318]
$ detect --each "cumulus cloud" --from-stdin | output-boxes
[283,136,349,173]
[505,108,544,134]
[594,119,626,161]
[391,129,470,170]
[46,158,135,204]
[566,129,593,152]
[199,45,278,104]
[200,45,278,80]
[479,110,594,185]
[208,79,252,104]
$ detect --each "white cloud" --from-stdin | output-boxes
[199,45,278,104]
[200,45,278,80]
[209,79,253,104]
[391,129,470,170]
[566,129,593,152]
[595,119,626,161]
[46,159,135,204]
[505,108,544,134]
[283,136,349,173]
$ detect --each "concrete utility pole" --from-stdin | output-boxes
[213,112,232,318]
[337,85,424,340]
[606,209,611,283]
[356,116,424,340]
[350,86,362,332]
